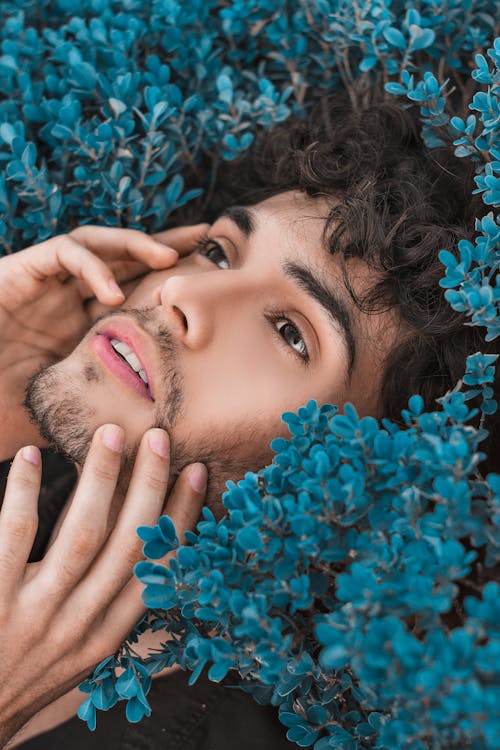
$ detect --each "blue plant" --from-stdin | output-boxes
[1,1,498,748]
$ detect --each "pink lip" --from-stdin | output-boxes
[89,319,157,402]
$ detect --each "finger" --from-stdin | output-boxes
[98,461,207,642]
[19,226,178,289]
[81,271,151,326]
[68,225,179,270]
[74,260,150,301]
[152,223,210,257]
[71,428,172,614]
[0,447,41,601]
[17,235,128,305]
[38,424,125,600]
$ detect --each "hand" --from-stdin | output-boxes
[0,223,207,460]
[83,223,209,324]
[0,425,206,748]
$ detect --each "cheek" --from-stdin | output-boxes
[180,346,319,435]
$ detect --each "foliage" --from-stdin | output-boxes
[1,1,499,748]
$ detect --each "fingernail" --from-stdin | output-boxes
[148,428,169,458]
[154,241,178,258]
[21,446,40,466]
[188,463,207,494]
[102,425,125,452]
[108,278,125,298]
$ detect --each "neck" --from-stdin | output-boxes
[0,410,50,463]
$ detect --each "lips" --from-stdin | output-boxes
[89,318,158,401]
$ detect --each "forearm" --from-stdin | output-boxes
[0,720,21,750]
[0,675,84,750]
[1,716,19,750]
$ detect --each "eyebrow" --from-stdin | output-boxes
[221,205,256,235]
[220,205,357,379]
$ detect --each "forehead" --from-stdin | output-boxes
[233,191,384,310]
[221,190,385,329]
[220,190,359,303]
[232,190,332,250]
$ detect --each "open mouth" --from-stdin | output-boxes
[109,338,149,387]
[89,332,154,401]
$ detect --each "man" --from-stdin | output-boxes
[24,189,403,514]
[2,94,495,747]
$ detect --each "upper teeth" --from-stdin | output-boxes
[110,338,149,386]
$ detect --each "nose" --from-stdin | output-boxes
[156,272,230,349]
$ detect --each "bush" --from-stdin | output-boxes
[1,2,498,747]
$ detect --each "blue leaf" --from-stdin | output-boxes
[385,82,407,95]
[408,25,436,51]
[383,27,407,50]
[0,122,16,145]
[165,174,183,205]
[21,143,36,169]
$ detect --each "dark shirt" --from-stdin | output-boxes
[0,450,294,750]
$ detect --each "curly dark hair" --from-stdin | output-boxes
[179,87,499,478]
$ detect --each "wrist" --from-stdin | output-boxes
[0,705,26,749]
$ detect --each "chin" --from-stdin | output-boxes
[24,357,97,466]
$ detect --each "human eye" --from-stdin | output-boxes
[268,311,310,365]
[196,237,310,365]
[195,236,230,269]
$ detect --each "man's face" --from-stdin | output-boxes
[25,191,400,513]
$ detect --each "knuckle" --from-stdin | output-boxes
[62,233,87,261]
[4,512,37,542]
[52,620,83,654]
[79,635,112,670]
[12,468,40,492]
[118,537,143,569]
[91,461,119,484]
[47,620,70,652]
[143,470,168,494]
[68,225,93,242]
[53,232,70,253]
[45,561,81,600]
[0,547,20,576]
[24,614,46,643]
[48,562,77,594]
[17,588,50,635]
[69,526,102,560]
[120,227,141,241]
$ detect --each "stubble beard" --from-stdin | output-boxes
[24,361,98,466]
[23,307,183,498]
[22,308,277,517]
